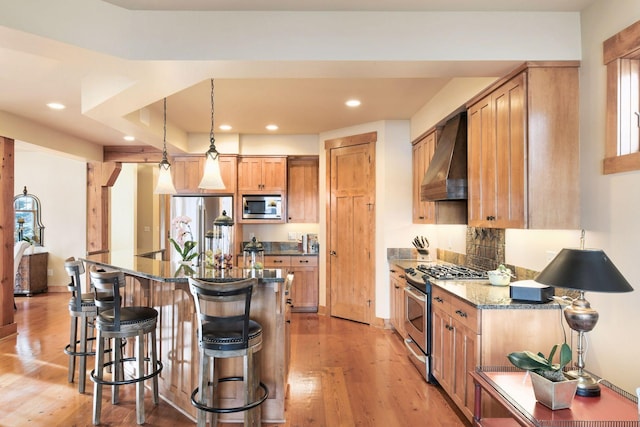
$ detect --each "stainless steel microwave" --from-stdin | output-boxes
[242,195,282,220]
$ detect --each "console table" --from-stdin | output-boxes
[14,252,48,296]
[471,367,638,426]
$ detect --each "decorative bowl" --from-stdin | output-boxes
[488,270,511,286]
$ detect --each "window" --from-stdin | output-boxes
[603,19,640,174]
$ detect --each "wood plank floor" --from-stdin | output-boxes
[0,293,468,426]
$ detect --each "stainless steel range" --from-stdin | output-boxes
[402,263,486,383]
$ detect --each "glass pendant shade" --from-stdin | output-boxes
[154,97,177,195]
[198,147,225,189]
[154,161,176,194]
[198,78,225,190]
[153,98,176,194]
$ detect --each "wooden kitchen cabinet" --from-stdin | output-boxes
[172,154,237,194]
[237,156,287,194]
[431,285,566,422]
[388,266,407,340]
[466,61,580,229]
[431,286,478,420]
[14,252,48,296]
[287,157,319,223]
[264,255,318,312]
[412,129,466,224]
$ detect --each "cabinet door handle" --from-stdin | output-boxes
[455,309,467,318]
[298,259,309,263]
[273,260,284,264]
[330,251,337,256]
[434,296,444,303]
[486,215,496,221]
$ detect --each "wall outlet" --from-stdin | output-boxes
[288,232,296,240]
[249,232,255,240]
[47,269,53,276]
[545,250,558,262]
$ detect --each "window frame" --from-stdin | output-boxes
[603,19,640,174]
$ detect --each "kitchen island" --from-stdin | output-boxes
[83,252,288,423]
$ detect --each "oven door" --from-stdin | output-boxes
[404,284,429,381]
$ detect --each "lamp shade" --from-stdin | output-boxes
[198,150,225,189]
[535,248,633,293]
[154,162,177,194]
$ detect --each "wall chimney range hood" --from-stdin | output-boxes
[420,112,468,201]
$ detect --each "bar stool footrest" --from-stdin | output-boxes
[190,376,269,414]
[90,357,163,386]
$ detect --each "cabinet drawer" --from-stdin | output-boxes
[432,286,452,315]
[450,296,478,333]
[290,256,318,267]
[264,255,291,267]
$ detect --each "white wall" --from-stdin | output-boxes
[14,147,86,289]
[572,0,640,394]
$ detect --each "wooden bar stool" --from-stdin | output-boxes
[89,266,163,425]
[188,277,269,427]
[63,257,97,394]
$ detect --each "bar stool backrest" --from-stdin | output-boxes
[64,257,86,312]
[89,266,126,330]
[188,277,258,351]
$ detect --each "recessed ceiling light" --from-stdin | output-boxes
[346,99,361,107]
[47,102,66,110]
[219,124,232,131]
[266,124,279,131]
[123,135,135,142]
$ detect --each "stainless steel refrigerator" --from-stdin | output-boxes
[170,195,233,261]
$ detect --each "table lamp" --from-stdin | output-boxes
[535,234,633,397]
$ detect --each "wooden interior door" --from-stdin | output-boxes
[326,133,375,324]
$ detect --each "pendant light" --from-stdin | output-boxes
[154,98,177,194]
[198,78,225,189]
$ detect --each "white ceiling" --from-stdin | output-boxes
[0,0,594,154]
[104,0,595,12]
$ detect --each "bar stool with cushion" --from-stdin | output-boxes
[89,266,163,425]
[63,257,97,393]
[188,277,269,427]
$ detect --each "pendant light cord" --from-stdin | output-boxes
[210,78,215,144]
[162,97,169,163]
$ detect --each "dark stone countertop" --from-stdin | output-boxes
[83,251,284,284]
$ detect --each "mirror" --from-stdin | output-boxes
[14,186,44,246]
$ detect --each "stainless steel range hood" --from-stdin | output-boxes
[420,112,468,201]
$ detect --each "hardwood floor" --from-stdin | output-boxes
[0,293,468,426]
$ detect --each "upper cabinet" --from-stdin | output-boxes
[412,129,467,224]
[237,156,287,194]
[412,130,436,223]
[172,154,237,194]
[466,62,580,229]
[287,157,319,223]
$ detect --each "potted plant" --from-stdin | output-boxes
[507,343,578,410]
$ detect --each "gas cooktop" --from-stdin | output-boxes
[404,263,487,291]
[417,264,487,280]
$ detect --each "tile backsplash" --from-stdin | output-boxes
[465,227,505,271]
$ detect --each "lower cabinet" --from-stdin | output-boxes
[432,287,478,419]
[265,255,318,312]
[14,252,48,296]
[431,285,565,422]
[389,267,407,340]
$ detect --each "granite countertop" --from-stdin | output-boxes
[83,251,285,284]
[390,259,561,310]
[264,250,318,256]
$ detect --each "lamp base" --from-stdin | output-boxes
[565,370,601,397]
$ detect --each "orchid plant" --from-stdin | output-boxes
[169,215,198,262]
